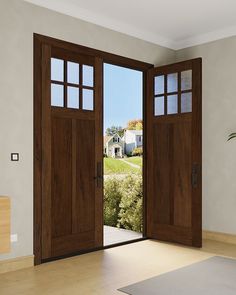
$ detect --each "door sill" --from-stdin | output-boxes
[41,237,147,264]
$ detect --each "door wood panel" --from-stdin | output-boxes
[173,120,192,227]
[147,59,202,247]
[75,119,95,234]
[153,123,172,225]
[51,117,73,238]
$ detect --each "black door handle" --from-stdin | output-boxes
[192,163,199,189]
[94,162,103,188]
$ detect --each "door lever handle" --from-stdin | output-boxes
[95,162,103,188]
[191,163,199,189]
[94,176,103,180]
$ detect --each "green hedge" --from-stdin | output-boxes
[104,173,143,232]
[104,177,122,227]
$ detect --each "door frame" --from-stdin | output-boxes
[34,33,153,265]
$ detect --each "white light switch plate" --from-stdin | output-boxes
[11,153,19,161]
[11,234,18,242]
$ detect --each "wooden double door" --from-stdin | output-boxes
[34,34,202,263]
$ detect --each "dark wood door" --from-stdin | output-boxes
[41,44,103,259]
[146,59,202,247]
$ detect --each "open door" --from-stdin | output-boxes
[146,59,202,247]
[40,43,103,260]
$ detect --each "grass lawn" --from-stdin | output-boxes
[104,157,140,175]
[124,156,142,167]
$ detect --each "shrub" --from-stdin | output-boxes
[132,147,143,156]
[118,173,143,232]
[104,177,122,227]
[104,173,143,232]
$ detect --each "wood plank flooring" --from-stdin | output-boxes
[0,239,236,295]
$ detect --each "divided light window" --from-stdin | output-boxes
[50,58,94,111]
[113,137,119,143]
[154,70,192,116]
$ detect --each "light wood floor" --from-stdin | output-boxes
[0,239,236,295]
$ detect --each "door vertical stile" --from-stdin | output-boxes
[94,57,103,247]
[146,68,154,237]
[41,44,52,258]
[72,118,77,234]
[191,59,202,247]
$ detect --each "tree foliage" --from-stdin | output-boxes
[126,119,143,130]
[106,125,124,137]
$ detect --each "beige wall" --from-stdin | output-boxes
[0,0,175,260]
[176,37,236,235]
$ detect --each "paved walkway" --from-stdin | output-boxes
[104,225,142,246]
[119,158,140,169]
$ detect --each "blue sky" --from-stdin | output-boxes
[104,63,143,133]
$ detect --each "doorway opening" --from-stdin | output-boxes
[103,63,143,246]
[34,34,202,264]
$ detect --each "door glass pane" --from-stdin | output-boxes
[167,73,178,93]
[167,94,178,114]
[181,70,192,90]
[181,92,192,113]
[68,62,79,84]
[51,58,64,82]
[51,84,64,107]
[67,87,79,109]
[154,96,164,116]
[83,89,94,110]
[154,75,164,95]
[83,65,94,87]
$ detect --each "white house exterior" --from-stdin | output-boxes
[123,130,143,155]
[104,134,124,158]
[104,130,143,157]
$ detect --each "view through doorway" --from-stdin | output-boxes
[103,63,143,246]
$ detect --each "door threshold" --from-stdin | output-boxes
[103,237,147,250]
[41,237,147,264]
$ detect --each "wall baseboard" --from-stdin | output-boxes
[0,255,34,274]
[203,230,236,245]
